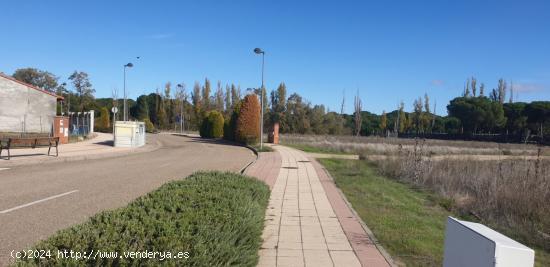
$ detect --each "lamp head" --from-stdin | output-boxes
[125,63,134,68]
[254,48,264,54]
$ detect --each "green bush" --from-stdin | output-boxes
[200,111,224,138]
[94,107,111,133]
[199,111,211,138]
[223,103,241,141]
[16,172,270,267]
[235,94,260,145]
[209,111,224,138]
[143,118,155,133]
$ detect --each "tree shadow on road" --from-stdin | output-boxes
[172,134,249,148]
[93,140,114,146]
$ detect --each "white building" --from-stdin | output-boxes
[0,73,63,134]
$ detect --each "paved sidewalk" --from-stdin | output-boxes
[0,132,159,167]
[248,145,390,267]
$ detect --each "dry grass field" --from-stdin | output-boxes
[281,134,548,156]
[375,141,550,252]
[281,134,550,264]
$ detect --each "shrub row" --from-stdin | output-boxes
[17,171,270,267]
[201,94,261,145]
[199,111,224,138]
[235,94,261,145]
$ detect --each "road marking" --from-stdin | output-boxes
[0,168,10,171]
[159,163,171,168]
[0,190,78,214]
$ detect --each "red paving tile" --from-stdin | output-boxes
[310,157,392,267]
[246,145,392,267]
[244,150,281,189]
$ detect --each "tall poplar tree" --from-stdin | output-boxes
[202,78,211,111]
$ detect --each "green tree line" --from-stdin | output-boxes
[10,68,550,143]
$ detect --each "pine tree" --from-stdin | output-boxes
[479,83,485,96]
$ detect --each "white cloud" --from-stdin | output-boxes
[431,79,444,86]
[513,82,546,93]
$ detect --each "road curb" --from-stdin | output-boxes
[170,133,259,175]
[0,139,162,168]
[240,144,259,174]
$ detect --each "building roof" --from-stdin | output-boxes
[0,72,64,100]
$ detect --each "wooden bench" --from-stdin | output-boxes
[0,137,59,160]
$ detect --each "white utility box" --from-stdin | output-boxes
[114,121,146,148]
[443,217,534,267]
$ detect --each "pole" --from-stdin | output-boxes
[123,66,127,121]
[260,52,264,149]
[113,112,116,135]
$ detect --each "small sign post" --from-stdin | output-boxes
[111,107,118,141]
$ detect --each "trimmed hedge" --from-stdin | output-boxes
[209,111,224,138]
[143,118,155,133]
[94,107,111,133]
[16,172,270,267]
[199,111,209,137]
[235,94,260,145]
[223,103,241,141]
[200,111,225,138]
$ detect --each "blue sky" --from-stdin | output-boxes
[1,0,549,114]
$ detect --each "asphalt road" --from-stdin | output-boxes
[0,134,255,266]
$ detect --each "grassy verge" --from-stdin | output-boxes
[319,158,449,266]
[251,145,274,153]
[283,143,353,155]
[319,158,549,267]
[16,171,270,267]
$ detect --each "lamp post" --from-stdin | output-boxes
[123,62,134,121]
[177,83,185,134]
[254,48,265,149]
[59,82,67,116]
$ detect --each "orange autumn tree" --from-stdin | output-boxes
[235,94,260,144]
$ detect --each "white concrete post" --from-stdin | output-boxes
[89,110,95,133]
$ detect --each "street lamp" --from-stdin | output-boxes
[177,83,185,134]
[59,82,67,115]
[123,62,134,121]
[254,48,265,149]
